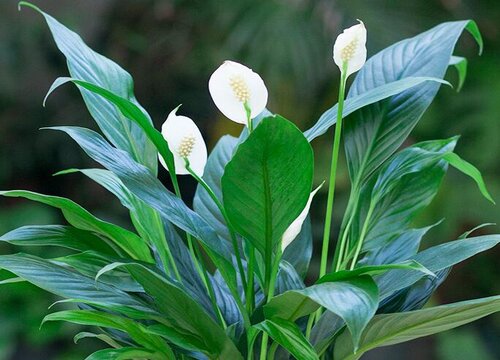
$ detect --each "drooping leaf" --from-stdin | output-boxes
[0,225,114,255]
[0,190,152,262]
[264,276,378,350]
[334,296,500,360]
[448,56,468,92]
[84,347,163,360]
[19,2,157,173]
[221,116,314,281]
[43,310,172,356]
[344,21,482,186]
[74,331,121,348]
[0,253,153,318]
[255,318,319,360]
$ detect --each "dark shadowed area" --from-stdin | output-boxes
[0,0,499,359]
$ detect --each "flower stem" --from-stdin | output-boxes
[319,65,348,279]
[184,161,249,305]
[349,201,375,269]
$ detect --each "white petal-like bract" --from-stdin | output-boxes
[333,20,367,77]
[282,184,323,251]
[208,61,268,125]
[160,107,207,176]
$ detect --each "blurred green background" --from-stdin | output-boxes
[0,0,498,359]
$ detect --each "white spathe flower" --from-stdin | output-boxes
[160,106,207,177]
[281,184,323,251]
[333,20,367,77]
[208,60,268,125]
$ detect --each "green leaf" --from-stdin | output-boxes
[304,76,449,141]
[0,190,152,262]
[221,115,313,277]
[264,276,378,350]
[96,261,243,359]
[448,56,468,92]
[19,2,157,173]
[49,126,239,295]
[57,168,175,277]
[255,318,319,360]
[0,225,114,255]
[334,296,500,360]
[0,253,153,318]
[442,152,495,204]
[282,216,313,278]
[318,260,434,283]
[84,347,162,360]
[377,235,500,300]
[45,77,177,179]
[74,331,121,348]
[54,251,143,292]
[349,139,455,254]
[43,310,172,355]
[344,21,481,186]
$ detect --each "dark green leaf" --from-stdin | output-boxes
[222,115,313,271]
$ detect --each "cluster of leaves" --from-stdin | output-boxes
[0,2,499,359]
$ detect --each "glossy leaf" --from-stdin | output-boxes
[19,2,157,173]
[377,235,500,300]
[304,77,448,141]
[0,253,153,318]
[48,126,238,293]
[334,296,500,360]
[222,115,313,266]
[0,225,114,255]
[96,261,243,359]
[0,190,152,261]
[43,310,172,355]
[344,21,481,185]
[265,276,378,349]
[255,318,319,360]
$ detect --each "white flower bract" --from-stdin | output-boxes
[281,184,323,251]
[333,20,367,77]
[208,60,268,125]
[159,106,207,177]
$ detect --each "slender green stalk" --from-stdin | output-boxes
[184,161,248,295]
[246,247,256,313]
[152,211,182,282]
[259,253,282,360]
[319,65,348,278]
[349,201,375,269]
[268,342,279,360]
[192,240,227,328]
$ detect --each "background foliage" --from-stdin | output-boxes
[0,0,498,359]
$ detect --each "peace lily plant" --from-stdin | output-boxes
[1,2,499,359]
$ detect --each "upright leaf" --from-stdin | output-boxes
[20,2,157,173]
[221,116,314,270]
[344,21,481,185]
